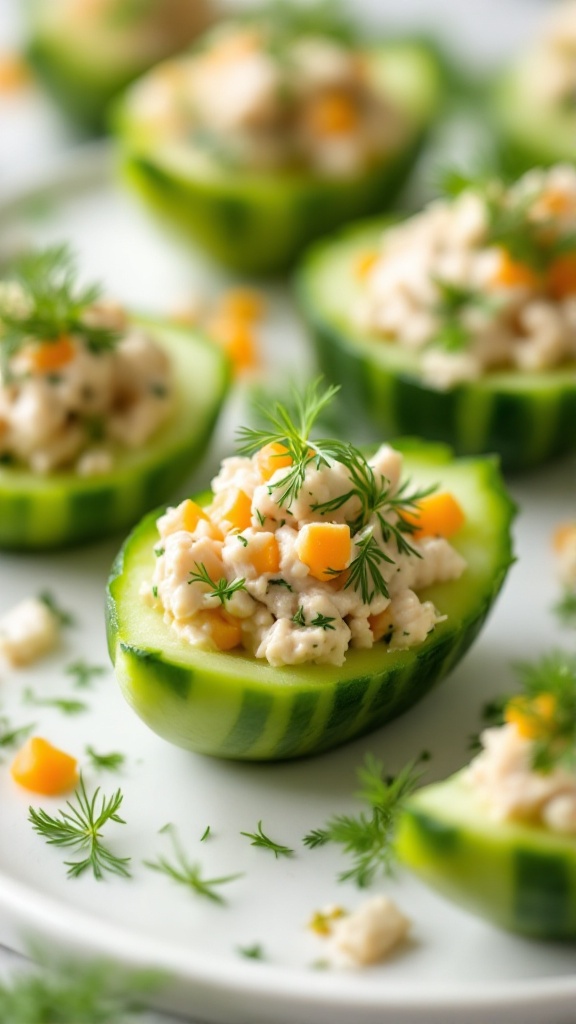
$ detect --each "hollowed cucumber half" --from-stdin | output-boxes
[490,56,576,177]
[25,0,213,134]
[112,42,443,275]
[105,442,515,762]
[296,220,576,472]
[0,319,230,550]
[395,771,576,940]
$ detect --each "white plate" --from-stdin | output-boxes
[0,148,575,1024]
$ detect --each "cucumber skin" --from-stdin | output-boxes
[396,773,576,939]
[120,138,423,276]
[27,36,143,135]
[112,41,443,275]
[297,222,576,472]
[106,448,515,762]
[0,321,230,551]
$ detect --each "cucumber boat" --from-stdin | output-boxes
[112,12,443,274]
[396,770,576,940]
[25,0,214,133]
[297,169,576,472]
[397,651,576,939]
[106,439,515,761]
[489,3,576,176]
[0,319,229,550]
[0,245,230,550]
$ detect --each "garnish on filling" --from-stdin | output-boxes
[467,652,576,835]
[143,381,467,667]
[0,245,173,475]
[128,4,406,177]
[358,164,576,388]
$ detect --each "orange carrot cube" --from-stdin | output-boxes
[296,522,351,581]
[11,736,78,795]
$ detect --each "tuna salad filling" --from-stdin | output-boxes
[467,655,576,835]
[143,382,466,667]
[127,9,406,177]
[358,164,576,388]
[0,246,173,475]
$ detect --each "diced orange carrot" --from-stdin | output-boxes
[210,487,253,533]
[11,736,78,795]
[368,607,394,642]
[255,442,293,481]
[218,288,265,323]
[538,189,573,217]
[505,693,557,740]
[490,249,539,290]
[355,250,379,280]
[181,498,210,533]
[552,522,576,553]
[208,315,257,373]
[0,53,31,94]
[197,609,242,650]
[28,335,75,373]
[250,534,281,575]
[305,91,359,136]
[296,522,351,581]
[402,492,465,540]
[547,252,576,299]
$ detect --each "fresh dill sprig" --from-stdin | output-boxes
[239,379,435,604]
[237,377,341,509]
[468,695,507,753]
[431,277,498,352]
[303,752,429,887]
[38,590,75,628]
[29,775,131,880]
[0,245,120,376]
[188,562,247,604]
[23,687,88,716]
[514,651,576,773]
[553,589,576,626]
[85,746,125,772]
[310,612,337,631]
[342,529,393,605]
[66,659,107,689]
[144,825,242,903]
[0,957,157,1024]
[240,820,294,859]
[237,943,265,960]
[0,716,35,756]
[292,605,306,627]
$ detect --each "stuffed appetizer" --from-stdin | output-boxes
[106,381,514,760]
[0,245,229,549]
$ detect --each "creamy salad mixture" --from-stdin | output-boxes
[143,412,466,668]
[0,250,173,475]
[520,1,576,108]
[128,17,405,176]
[359,164,576,388]
[468,719,576,835]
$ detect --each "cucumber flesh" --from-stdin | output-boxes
[0,320,230,550]
[491,55,576,175]
[296,220,576,471]
[106,443,515,761]
[395,771,576,939]
[112,42,443,274]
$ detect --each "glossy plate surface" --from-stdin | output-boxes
[0,149,575,1024]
